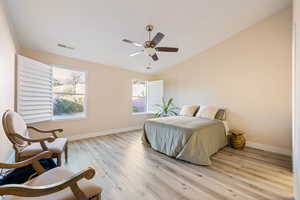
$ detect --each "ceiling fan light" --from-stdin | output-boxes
[145,48,156,56]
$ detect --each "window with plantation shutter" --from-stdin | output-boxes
[147,80,164,113]
[132,80,164,114]
[17,55,53,123]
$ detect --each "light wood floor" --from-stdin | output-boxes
[65,131,293,200]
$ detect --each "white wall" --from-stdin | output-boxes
[158,8,292,154]
[0,1,18,160]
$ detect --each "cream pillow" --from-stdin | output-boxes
[195,105,219,120]
[179,105,199,117]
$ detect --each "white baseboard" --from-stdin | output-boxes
[67,126,142,141]
[246,141,292,156]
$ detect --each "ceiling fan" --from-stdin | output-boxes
[122,25,179,61]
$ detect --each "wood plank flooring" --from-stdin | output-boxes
[64,131,293,200]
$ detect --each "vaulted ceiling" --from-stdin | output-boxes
[4,0,292,74]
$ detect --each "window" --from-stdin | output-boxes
[132,80,164,114]
[52,67,87,120]
[17,56,87,123]
[132,80,147,113]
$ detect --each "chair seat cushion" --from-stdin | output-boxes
[3,167,102,200]
[20,138,67,157]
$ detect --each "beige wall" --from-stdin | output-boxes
[158,8,292,150]
[20,48,155,138]
[0,2,18,160]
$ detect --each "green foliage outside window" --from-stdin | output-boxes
[53,97,84,115]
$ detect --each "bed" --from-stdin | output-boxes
[142,111,228,165]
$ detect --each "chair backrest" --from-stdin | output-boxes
[215,109,226,121]
[2,110,28,147]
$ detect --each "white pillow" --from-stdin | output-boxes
[195,105,219,120]
[179,105,199,117]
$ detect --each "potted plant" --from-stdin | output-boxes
[155,98,179,117]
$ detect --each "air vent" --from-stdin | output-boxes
[57,43,75,50]
[146,63,152,70]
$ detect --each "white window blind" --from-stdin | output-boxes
[147,80,164,113]
[17,55,53,123]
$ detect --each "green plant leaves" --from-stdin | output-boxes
[154,98,179,118]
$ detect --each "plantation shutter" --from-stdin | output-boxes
[147,80,164,113]
[17,55,53,123]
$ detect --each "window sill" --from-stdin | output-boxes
[52,114,87,122]
[132,112,154,115]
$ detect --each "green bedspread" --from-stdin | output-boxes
[142,116,227,165]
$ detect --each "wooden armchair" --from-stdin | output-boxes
[2,110,68,166]
[0,151,102,200]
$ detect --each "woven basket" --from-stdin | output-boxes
[230,134,246,149]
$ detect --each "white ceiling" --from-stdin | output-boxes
[4,0,292,74]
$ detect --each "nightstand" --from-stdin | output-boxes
[229,129,246,150]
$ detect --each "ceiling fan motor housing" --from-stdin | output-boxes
[144,41,156,48]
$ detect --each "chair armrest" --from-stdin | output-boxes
[11,133,55,143]
[0,167,96,200]
[0,151,52,174]
[28,126,63,138]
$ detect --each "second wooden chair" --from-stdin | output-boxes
[2,110,68,166]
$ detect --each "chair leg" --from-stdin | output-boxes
[57,154,62,166]
[65,142,68,163]
[15,153,19,162]
[90,194,101,200]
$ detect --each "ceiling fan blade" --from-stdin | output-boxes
[129,50,144,57]
[156,47,179,52]
[152,32,165,46]
[152,53,159,61]
[122,39,143,47]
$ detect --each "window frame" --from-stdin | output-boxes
[52,65,88,121]
[132,79,148,114]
